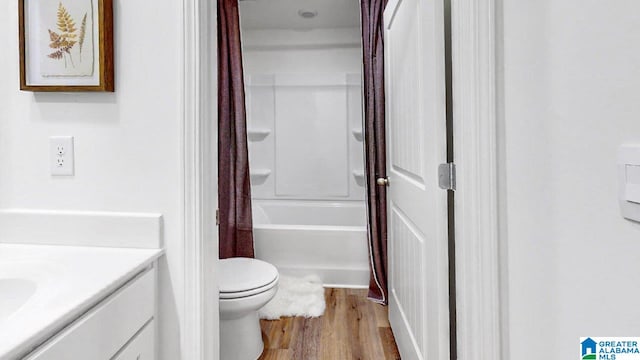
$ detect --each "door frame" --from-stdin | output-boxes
[180,0,503,359]
[450,0,503,359]
[182,0,218,359]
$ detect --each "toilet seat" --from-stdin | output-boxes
[219,258,279,300]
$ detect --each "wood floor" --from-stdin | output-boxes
[258,288,401,360]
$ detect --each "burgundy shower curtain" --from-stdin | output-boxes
[361,0,389,304]
[217,0,254,259]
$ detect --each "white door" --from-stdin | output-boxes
[383,0,450,359]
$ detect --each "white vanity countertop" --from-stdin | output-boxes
[0,243,163,360]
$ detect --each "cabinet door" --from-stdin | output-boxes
[25,269,156,360]
[113,320,155,360]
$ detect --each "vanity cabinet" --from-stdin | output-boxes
[24,267,156,360]
[112,321,155,360]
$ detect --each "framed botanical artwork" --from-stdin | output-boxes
[19,0,114,92]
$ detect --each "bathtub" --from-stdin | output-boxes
[253,200,370,288]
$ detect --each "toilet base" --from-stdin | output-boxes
[220,311,264,360]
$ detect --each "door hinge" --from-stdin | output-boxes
[438,163,456,191]
[216,209,220,226]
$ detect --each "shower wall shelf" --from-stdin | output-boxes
[352,128,363,142]
[250,169,272,185]
[352,170,365,187]
[247,129,271,142]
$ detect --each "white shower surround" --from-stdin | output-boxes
[245,72,365,201]
[242,27,370,289]
[253,201,370,288]
[243,27,365,202]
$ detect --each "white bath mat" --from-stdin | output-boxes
[259,275,326,320]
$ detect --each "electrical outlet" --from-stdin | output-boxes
[50,136,74,176]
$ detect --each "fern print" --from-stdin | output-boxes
[47,2,78,68]
[56,2,77,37]
[78,13,87,62]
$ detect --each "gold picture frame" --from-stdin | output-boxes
[19,0,114,92]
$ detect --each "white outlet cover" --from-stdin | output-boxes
[50,136,74,176]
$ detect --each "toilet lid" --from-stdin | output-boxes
[219,258,279,294]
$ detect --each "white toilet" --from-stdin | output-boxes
[219,257,279,360]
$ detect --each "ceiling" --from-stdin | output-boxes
[239,0,361,30]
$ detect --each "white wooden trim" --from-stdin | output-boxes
[182,0,218,358]
[451,0,502,359]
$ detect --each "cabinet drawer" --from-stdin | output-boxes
[112,320,155,360]
[25,268,155,360]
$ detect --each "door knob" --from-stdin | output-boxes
[376,177,390,186]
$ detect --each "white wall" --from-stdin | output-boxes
[0,1,184,359]
[501,1,640,358]
[242,28,363,73]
